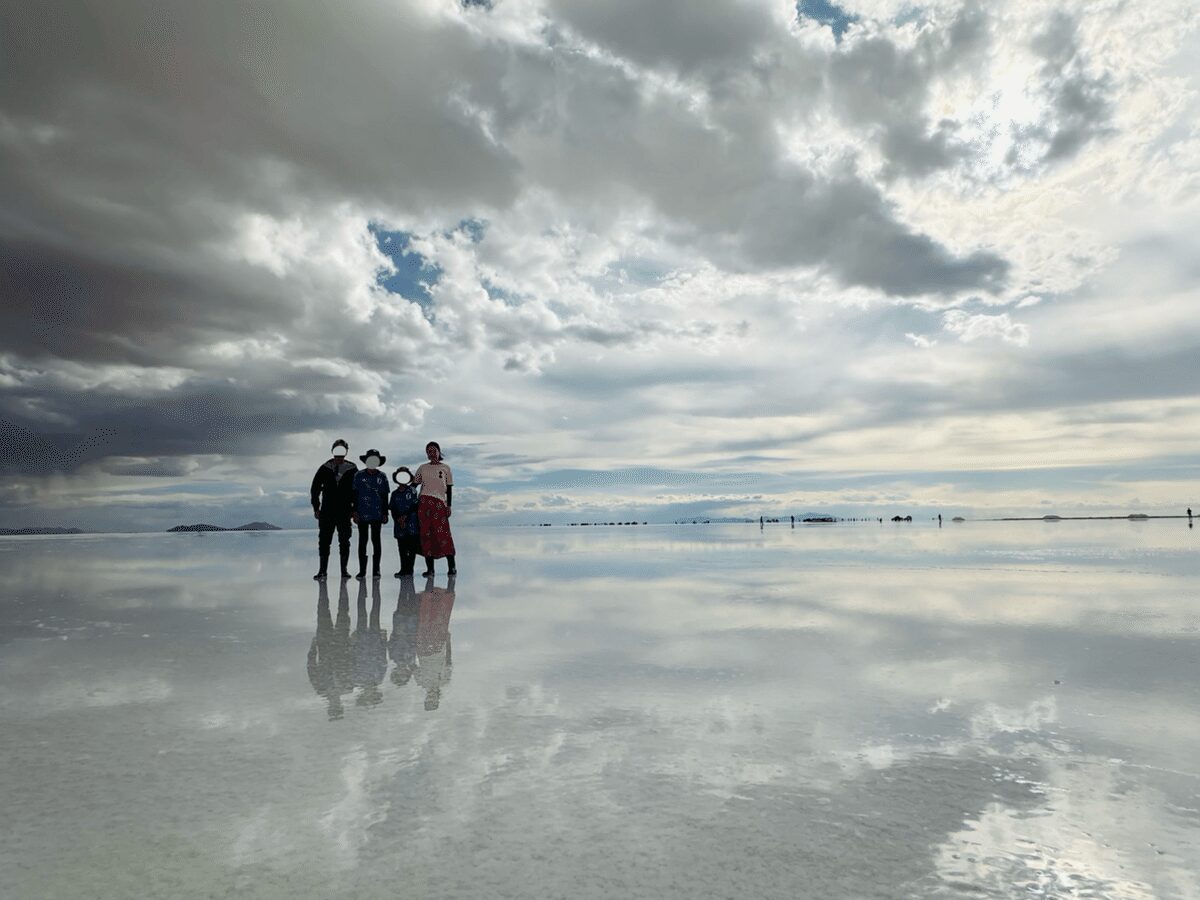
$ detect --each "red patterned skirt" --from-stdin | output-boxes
[418,495,456,559]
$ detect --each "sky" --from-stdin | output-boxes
[1,0,1198,530]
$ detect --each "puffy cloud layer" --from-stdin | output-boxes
[0,0,1197,527]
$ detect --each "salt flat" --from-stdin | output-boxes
[1,522,1197,899]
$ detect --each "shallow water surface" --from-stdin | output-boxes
[1,522,1197,898]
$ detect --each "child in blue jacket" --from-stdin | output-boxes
[389,466,421,577]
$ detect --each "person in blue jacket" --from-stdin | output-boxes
[389,466,421,577]
[351,449,390,580]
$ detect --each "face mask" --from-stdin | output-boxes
[332,446,347,457]
[366,455,381,468]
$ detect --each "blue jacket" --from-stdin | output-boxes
[351,470,390,523]
[389,485,420,538]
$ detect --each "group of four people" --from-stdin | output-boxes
[310,439,456,581]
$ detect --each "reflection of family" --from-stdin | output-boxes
[309,575,456,719]
[310,439,456,582]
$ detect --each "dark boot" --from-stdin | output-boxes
[446,554,456,576]
[339,547,352,579]
[372,556,381,579]
[421,556,434,577]
[314,552,329,581]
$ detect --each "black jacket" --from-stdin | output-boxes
[311,460,358,519]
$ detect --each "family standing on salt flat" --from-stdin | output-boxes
[310,440,456,582]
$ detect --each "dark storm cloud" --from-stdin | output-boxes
[96,457,203,478]
[0,358,414,477]
[721,169,1008,293]
[0,0,514,359]
[496,28,1008,294]
[0,235,293,365]
[0,1,519,213]
[549,0,779,74]
[0,417,117,471]
[0,0,517,494]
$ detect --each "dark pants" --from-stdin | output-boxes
[357,521,383,574]
[318,516,353,574]
[395,534,420,575]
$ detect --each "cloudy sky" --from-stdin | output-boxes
[2,0,1198,530]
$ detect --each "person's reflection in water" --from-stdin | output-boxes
[308,581,353,720]
[389,575,420,690]
[351,580,388,709]
[415,574,456,711]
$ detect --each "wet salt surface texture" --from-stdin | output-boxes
[1,523,1197,899]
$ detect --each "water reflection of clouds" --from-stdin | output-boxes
[931,760,1197,899]
[1,524,1197,896]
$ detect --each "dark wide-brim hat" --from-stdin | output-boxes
[359,448,386,465]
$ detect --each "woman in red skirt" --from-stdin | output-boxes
[413,441,456,576]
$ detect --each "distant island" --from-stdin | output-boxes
[167,521,282,532]
[0,526,86,536]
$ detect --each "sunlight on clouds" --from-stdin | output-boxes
[942,310,1029,346]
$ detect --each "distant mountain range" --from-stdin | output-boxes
[166,521,282,532]
[0,526,86,536]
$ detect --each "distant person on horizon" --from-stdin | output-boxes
[311,439,357,581]
[413,441,456,577]
[389,466,421,577]
[351,449,390,581]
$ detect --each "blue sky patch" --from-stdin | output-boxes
[369,225,441,305]
[482,279,521,307]
[893,6,929,28]
[455,218,487,244]
[797,0,858,40]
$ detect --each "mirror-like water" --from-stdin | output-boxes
[1,523,1197,899]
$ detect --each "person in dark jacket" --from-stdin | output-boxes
[311,439,358,581]
[389,467,421,577]
[308,580,352,719]
[352,448,390,580]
